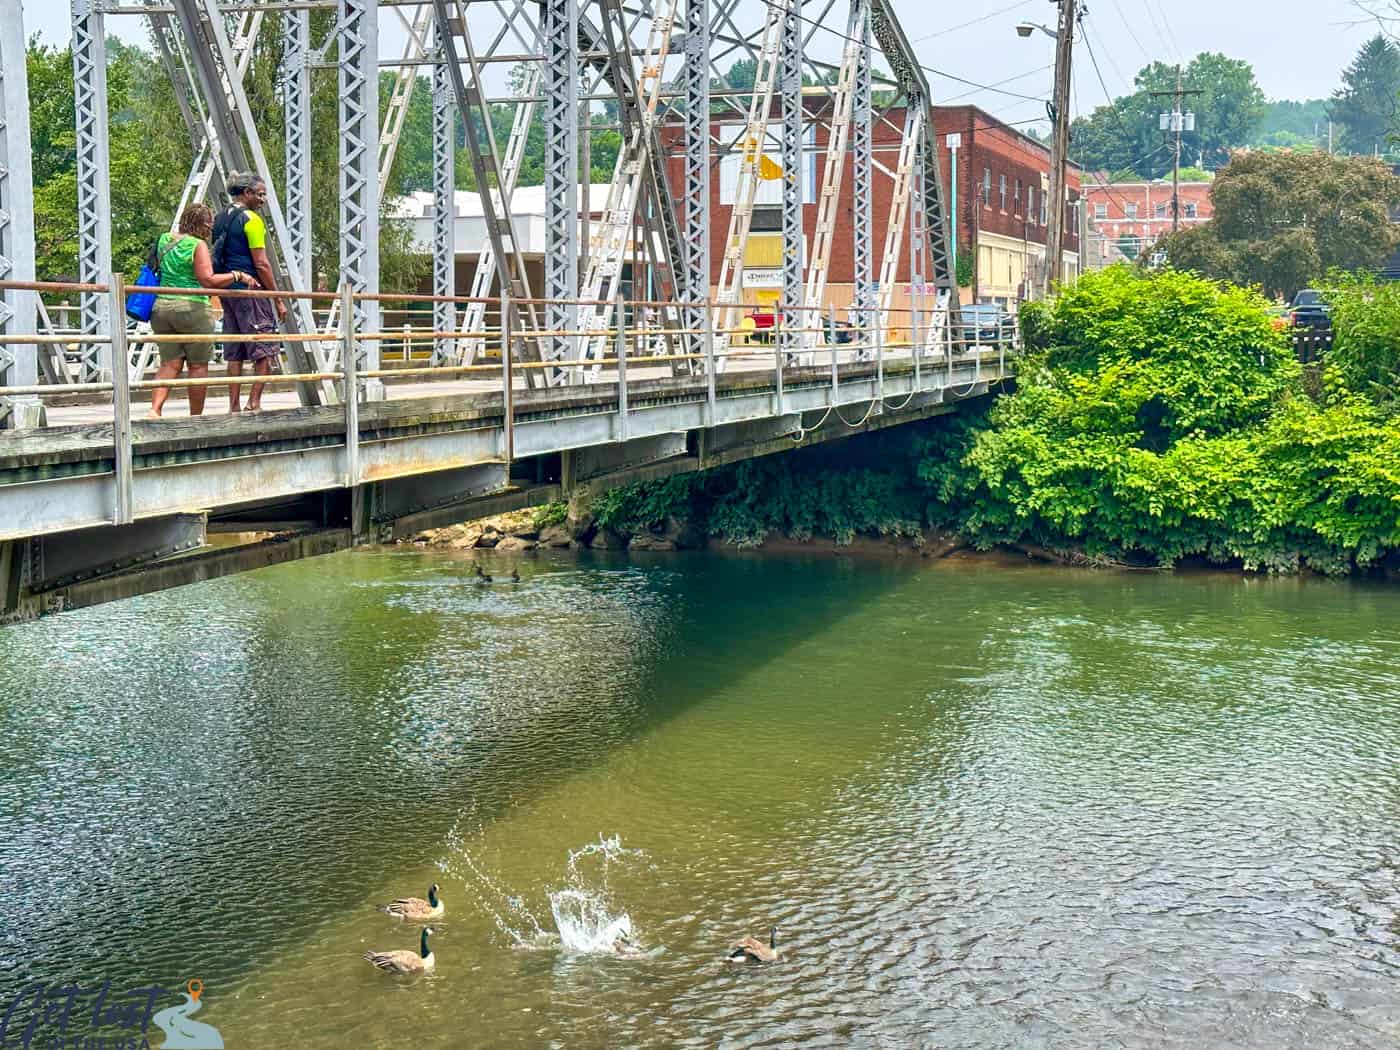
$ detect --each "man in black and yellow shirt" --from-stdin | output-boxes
[213,172,285,412]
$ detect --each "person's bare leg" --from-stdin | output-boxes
[151,358,184,416]
[227,359,244,413]
[247,358,273,411]
[187,362,210,416]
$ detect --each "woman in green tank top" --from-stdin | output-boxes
[149,204,260,417]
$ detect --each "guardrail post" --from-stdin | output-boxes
[774,315,785,416]
[875,303,884,408]
[948,312,955,385]
[830,314,839,404]
[108,274,133,524]
[501,288,514,464]
[913,298,922,389]
[340,281,359,488]
[704,298,717,427]
[615,291,628,442]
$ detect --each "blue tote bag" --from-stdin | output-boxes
[125,237,180,322]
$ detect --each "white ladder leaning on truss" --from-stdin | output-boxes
[447,62,542,367]
[711,0,787,371]
[867,106,923,361]
[799,9,862,357]
[571,0,678,378]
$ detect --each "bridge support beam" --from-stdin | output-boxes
[71,0,114,382]
[0,0,42,428]
[566,434,689,489]
[338,0,381,381]
[1,514,207,622]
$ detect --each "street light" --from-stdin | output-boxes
[1014,1,1077,299]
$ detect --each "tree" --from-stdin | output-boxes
[1070,52,1266,177]
[723,58,757,92]
[1160,151,1400,297]
[27,38,189,281]
[1249,98,1328,148]
[1329,35,1400,153]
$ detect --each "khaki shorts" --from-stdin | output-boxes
[151,298,215,365]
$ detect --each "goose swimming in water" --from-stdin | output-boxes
[509,568,520,582]
[727,926,779,964]
[363,927,436,975]
[379,883,444,922]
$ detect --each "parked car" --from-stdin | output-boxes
[960,303,1016,345]
[1289,289,1330,328]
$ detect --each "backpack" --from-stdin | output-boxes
[210,204,247,272]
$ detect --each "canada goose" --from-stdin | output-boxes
[727,926,779,963]
[363,927,436,975]
[479,572,493,583]
[509,568,520,582]
[471,563,483,577]
[379,883,443,922]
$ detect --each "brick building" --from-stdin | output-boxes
[1081,179,1213,267]
[660,102,1081,319]
[931,106,1083,307]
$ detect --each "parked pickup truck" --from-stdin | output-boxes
[1289,289,1330,329]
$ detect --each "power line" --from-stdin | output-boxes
[1081,9,1132,94]
[1139,0,1177,64]
[755,0,1050,104]
[1108,0,1152,65]
[1151,0,1186,61]
[911,0,1038,44]
[935,63,1053,106]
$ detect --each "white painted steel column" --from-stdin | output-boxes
[71,0,114,381]
[0,0,41,426]
[339,0,381,380]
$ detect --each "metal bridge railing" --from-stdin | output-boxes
[0,275,1018,527]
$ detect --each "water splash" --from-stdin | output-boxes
[440,821,646,955]
[549,835,646,954]
[439,815,550,947]
[549,889,632,953]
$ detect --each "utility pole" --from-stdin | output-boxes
[1151,68,1201,235]
[1043,0,1076,298]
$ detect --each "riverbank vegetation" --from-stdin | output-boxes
[563,267,1400,577]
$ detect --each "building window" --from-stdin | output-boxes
[983,168,991,207]
[1028,188,1036,225]
[1185,202,1198,218]
[999,174,1007,211]
[1015,178,1022,204]
[1126,203,1138,219]
[1155,202,1167,219]
[1041,191,1048,227]
[1094,203,1107,219]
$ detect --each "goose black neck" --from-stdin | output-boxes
[769,927,777,949]
[420,928,431,957]
[427,885,439,907]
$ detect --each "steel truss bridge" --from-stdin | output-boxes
[0,0,1000,624]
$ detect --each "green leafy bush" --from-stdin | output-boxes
[1323,274,1400,415]
[938,267,1399,572]
[531,501,568,530]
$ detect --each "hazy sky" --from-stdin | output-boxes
[18,0,1382,131]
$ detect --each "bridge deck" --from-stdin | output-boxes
[0,347,1010,621]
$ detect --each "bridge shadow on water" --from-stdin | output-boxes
[0,544,910,1008]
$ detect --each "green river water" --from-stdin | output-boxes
[1,549,1397,1049]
